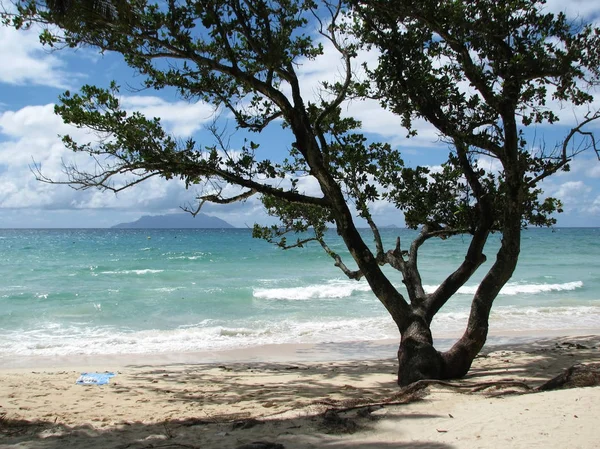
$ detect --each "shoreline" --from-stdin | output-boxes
[1,334,599,448]
[2,327,599,371]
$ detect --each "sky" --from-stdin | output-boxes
[0,1,600,229]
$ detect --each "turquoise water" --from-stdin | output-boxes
[0,228,598,357]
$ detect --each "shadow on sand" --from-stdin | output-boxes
[0,409,455,449]
[1,335,598,449]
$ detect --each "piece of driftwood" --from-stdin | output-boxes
[234,442,285,449]
[537,363,600,391]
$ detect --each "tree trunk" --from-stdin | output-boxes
[397,318,445,386]
[441,326,488,379]
[397,310,489,385]
[440,207,522,379]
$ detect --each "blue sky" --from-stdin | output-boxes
[1,1,599,228]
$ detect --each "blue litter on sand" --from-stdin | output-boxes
[76,372,116,385]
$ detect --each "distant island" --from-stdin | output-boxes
[111,213,234,229]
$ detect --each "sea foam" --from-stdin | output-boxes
[253,280,372,300]
[254,280,584,301]
[2,304,599,358]
[424,281,583,296]
[99,269,164,275]
[0,317,396,357]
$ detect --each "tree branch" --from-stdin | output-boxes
[312,1,355,131]
[319,238,363,280]
[423,141,493,320]
[183,188,257,217]
[528,111,600,186]
[384,236,406,272]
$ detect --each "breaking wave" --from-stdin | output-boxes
[99,269,164,275]
[254,280,584,301]
[424,281,583,296]
[253,280,372,300]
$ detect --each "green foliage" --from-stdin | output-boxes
[356,0,600,133]
[353,0,599,231]
[252,195,332,248]
[54,82,213,186]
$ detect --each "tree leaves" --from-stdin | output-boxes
[354,0,600,231]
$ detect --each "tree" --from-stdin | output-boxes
[353,0,600,382]
[3,0,599,385]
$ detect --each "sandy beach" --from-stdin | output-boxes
[1,334,599,449]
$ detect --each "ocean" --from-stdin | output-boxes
[0,227,598,360]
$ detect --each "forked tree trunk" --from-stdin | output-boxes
[442,322,489,379]
[397,317,445,386]
[441,294,495,378]
[396,265,519,384]
[396,307,491,385]
[396,218,522,385]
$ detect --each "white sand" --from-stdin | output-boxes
[1,335,599,448]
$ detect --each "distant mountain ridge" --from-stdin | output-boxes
[111,213,234,229]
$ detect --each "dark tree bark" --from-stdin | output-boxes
[397,317,445,385]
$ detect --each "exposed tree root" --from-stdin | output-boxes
[319,363,600,421]
[401,378,532,394]
[537,363,600,391]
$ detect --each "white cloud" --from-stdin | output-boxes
[295,175,322,197]
[0,103,71,138]
[551,156,600,179]
[0,101,319,227]
[554,180,592,201]
[347,99,443,148]
[2,1,599,228]
[0,96,216,142]
[588,194,600,213]
[544,180,599,222]
[0,26,80,89]
[0,101,205,213]
[543,0,600,24]
[586,163,600,178]
[540,90,600,129]
[120,96,217,138]
[294,3,600,147]
[475,155,503,174]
